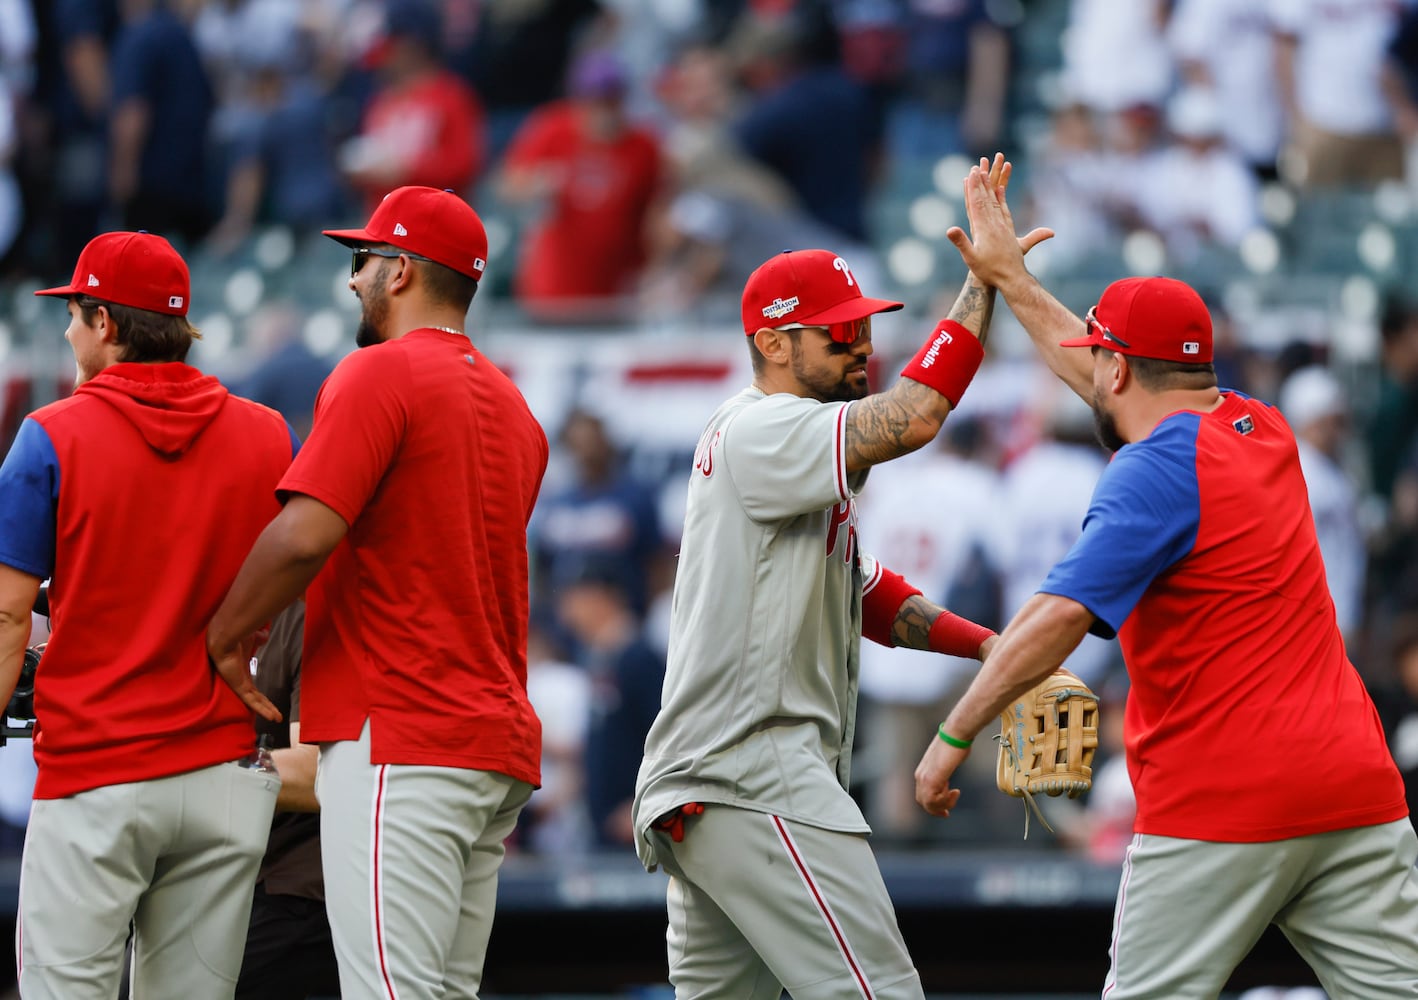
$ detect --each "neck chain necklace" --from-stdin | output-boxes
[429,325,464,336]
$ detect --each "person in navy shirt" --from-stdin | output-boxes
[915,164,1418,998]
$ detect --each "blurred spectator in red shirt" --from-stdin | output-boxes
[337,0,486,211]
[495,48,664,323]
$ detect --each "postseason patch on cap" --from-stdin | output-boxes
[762,296,799,320]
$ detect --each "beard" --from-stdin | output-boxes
[355,264,390,348]
[1091,387,1127,452]
[789,340,869,403]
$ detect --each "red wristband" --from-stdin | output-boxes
[899,319,985,407]
[928,611,995,658]
[861,566,922,647]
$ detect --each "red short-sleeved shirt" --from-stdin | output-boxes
[282,329,548,783]
[503,100,662,305]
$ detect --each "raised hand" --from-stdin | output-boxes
[947,157,1054,288]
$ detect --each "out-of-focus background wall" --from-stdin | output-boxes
[4,0,1418,995]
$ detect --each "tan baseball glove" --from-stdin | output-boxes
[995,669,1099,836]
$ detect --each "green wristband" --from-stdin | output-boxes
[937,725,972,750]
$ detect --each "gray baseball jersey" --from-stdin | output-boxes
[633,387,882,869]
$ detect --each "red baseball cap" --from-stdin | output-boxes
[741,249,902,340]
[34,231,190,316]
[1059,276,1213,363]
[324,186,488,281]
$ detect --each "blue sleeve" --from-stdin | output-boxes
[1038,417,1203,639]
[287,422,302,460]
[0,420,60,578]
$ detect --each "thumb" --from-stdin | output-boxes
[945,226,977,262]
[1018,227,1055,255]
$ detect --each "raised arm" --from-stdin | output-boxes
[845,156,1051,472]
[843,271,997,472]
[945,166,1093,401]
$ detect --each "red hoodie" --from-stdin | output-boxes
[26,362,295,798]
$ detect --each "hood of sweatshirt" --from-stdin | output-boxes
[74,362,229,459]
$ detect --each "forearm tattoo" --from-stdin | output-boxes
[948,277,998,348]
[844,275,998,468]
[844,379,944,468]
[891,594,940,651]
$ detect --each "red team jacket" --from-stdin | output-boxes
[0,363,296,798]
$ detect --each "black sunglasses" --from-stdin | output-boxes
[350,247,435,277]
[1085,305,1131,349]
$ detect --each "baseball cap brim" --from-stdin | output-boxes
[34,282,81,299]
[1057,330,1102,349]
[322,227,377,247]
[795,294,904,326]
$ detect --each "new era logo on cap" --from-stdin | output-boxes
[323,186,490,282]
[87,274,99,287]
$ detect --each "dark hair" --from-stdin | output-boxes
[1381,294,1418,343]
[77,296,201,363]
[1101,348,1216,392]
[746,326,801,375]
[398,252,479,311]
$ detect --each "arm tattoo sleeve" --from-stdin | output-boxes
[891,594,942,651]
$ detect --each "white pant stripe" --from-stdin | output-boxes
[1102,832,1142,998]
[771,815,875,999]
[370,764,400,1000]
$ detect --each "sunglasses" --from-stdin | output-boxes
[1084,305,1130,349]
[776,316,871,344]
[350,247,435,277]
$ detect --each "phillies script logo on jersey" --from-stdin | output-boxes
[693,427,722,478]
[825,500,858,564]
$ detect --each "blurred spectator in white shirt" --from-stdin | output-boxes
[1270,0,1409,187]
[1133,86,1261,264]
[991,386,1117,689]
[1279,365,1368,642]
[855,417,1002,843]
[1060,0,1173,113]
[1167,0,1284,177]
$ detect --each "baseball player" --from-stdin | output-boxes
[0,231,295,997]
[632,157,1050,998]
[917,165,1418,997]
[207,185,549,1000]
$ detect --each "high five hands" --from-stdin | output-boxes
[949,154,1055,284]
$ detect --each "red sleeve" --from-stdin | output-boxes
[402,74,485,191]
[861,565,921,647]
[502,104,567,170]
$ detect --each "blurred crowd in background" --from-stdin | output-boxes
[5,0,1418,866]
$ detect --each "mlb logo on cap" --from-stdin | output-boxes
[34,231,191,316]
[1058,276,1213,363]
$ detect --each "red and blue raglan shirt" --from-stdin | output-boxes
[1040,390,1405,842]
[282,329,548,785]
[0,363,299,798]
